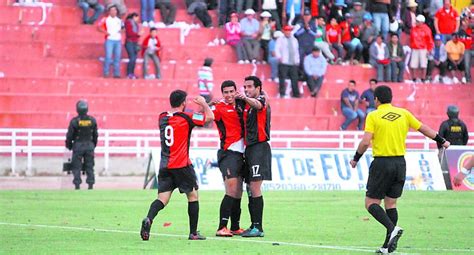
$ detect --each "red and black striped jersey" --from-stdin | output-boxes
[158,111,205,170]
[243,95,271,146]
[212,100,244,150]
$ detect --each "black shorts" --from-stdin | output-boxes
[244,142,272,182]
[217,149,244,180]
[158,165,199,194]
[447,59,465,71]
[366,157,406,199]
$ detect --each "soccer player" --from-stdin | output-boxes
[235,76,272,238]
[453,155,474,187]
[350,85,450,253]
[212,80,246,237]
[140,90,214,241]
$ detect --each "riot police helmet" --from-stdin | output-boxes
[447,105,459,120]
[76,100,88,115]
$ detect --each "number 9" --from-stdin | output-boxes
[164,125,174,146]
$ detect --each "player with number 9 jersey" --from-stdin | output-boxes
[159,111,205,170]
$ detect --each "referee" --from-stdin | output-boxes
[350,85,450,254]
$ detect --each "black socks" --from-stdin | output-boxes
[230,198,242,231]
[386,208,398,226]
[218,195,234,229]
[252,196,264,232]
[146,199,165,220]
[383,208,398,248]
[368,203,395,232]
[188,201,199,235]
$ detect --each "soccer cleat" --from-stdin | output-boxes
[387,226,403,253]
[216,227,233,237]
[230,228,245,236]
[189,231,206,240]
[140,217,152,241]
[375,247,388,254]
[241,227,264,237]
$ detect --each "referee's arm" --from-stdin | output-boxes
[350,132,373,168]
[418,124,450,148]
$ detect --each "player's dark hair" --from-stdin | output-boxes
[150,27,157,32]
[170,90,187,108]
[374,85,392,104]
[204,57,213,67]
[349,80,356,85]
[369,78,378,84]
[244,76,262,92]
[221,80,237,92]
[126,12,138,20]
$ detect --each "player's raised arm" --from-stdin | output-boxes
[235,91,263,110]
[194,96,215,123]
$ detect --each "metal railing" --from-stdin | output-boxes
[1,128,472,174]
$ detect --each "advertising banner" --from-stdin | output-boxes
[445,146,474,191]
[150,148,446,191]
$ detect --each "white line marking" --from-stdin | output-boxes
[0,222,471,253]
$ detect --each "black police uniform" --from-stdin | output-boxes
[65,101,98,190]
[438,119,469,148]
[437,106,469,149]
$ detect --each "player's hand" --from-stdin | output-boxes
[193,96,207,105]
[453,172,466,187]
[442,140,450,148]
[350,160,358,168]
[235,91,247,100]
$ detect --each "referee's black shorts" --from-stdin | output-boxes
[366,156,406,199]
[158,165,199,194]
[217,149,244,180]
[244,142,272,182]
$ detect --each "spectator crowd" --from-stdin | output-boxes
[78,1,472,86]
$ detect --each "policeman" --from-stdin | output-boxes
[65,100,98,190]
[438,105,469,149]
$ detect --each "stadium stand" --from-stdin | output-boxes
[0,0,473,132]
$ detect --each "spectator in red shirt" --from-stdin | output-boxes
[409,15,434,83]
[341,13,363,64]
[141,28,162,79]
[434,0,460,42]
[124,13,142,79]
[326,17,344,64]
[459,18,472,83]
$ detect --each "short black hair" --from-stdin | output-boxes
[369,78,378,84]
[204,58,213,67]
[150,27,157,32]
[126,12,138,20]
[349,80,356,85]
[244,76,262,90]
[374,85,392,104]
[221,80,236,93]
[312,46,321,52]
[390,32,399,38]
[170,90,187,108]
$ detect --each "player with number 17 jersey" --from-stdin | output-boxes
[158,111,206,170]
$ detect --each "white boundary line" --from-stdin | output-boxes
[0,222,471,253]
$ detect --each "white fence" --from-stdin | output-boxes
[1,128,472,174]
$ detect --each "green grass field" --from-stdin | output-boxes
[0,190,472,254]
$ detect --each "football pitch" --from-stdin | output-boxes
[0,190,472,254]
